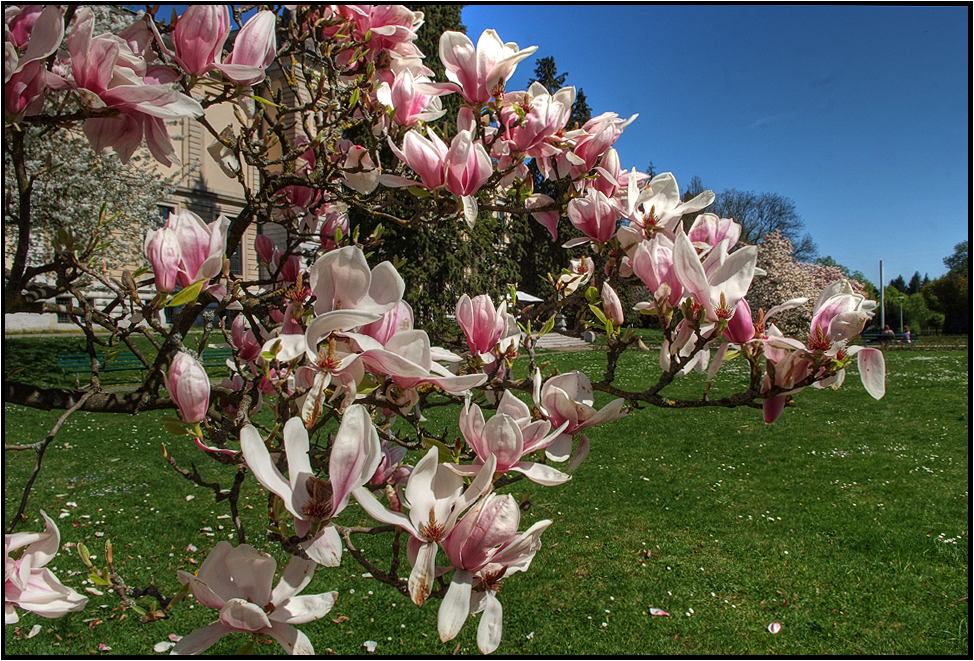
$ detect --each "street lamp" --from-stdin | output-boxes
[898,295,904,334]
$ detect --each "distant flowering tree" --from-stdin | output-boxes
[4,5,888,655]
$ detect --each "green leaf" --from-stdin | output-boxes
[88,572,111,586]
[589,304,608,325]
[78,542,93,568]
[540,315,555,336]
[584,286,600,304]
[421,437,455,464]
[164,419,192,436]
[165,281,204,308]
[348,88,360,109]
[250,95,280,108]
[235,642,255,655]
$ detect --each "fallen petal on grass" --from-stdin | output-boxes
[768,622,782,634]
[650,608,670,616]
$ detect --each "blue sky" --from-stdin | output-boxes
[462,4,970,284]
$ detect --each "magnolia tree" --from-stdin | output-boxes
[4,5,888,655]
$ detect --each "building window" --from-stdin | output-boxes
[228,246,243,276]
[56,297,72,324]
[155,204,176,227]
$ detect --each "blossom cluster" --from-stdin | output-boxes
[5,4,887,656]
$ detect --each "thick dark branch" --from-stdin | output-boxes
[3,380,174,413]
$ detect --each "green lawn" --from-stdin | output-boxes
[3,348,968,656]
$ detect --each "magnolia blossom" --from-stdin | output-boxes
[169,5,230,76]
[5,511,88,624]
[51,8,204,166]
[240,409,381,566]
[500,82,575,156]
[601,282,625,326]
[375,68,451,126]
[144,210,229,297]
[456,294,508,357]
[555,256,595,296]
[623,172,714,238]
[164,352,210,424]
[218,10,277,85]
[173,542,336,655]
[309,246,405,317]
[4,5,63,119]
[533,370,626,467]
[353,448,498,607]
[565,188,619,246]
[673,231,757,324]
[452,392,570,485]
[687,213,742,251]
[438,30,537,105]
[438,494,552,653]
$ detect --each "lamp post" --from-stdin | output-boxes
[898,296,905,334]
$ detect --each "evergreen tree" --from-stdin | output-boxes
[907,271,923,295]
[889,274,907,292]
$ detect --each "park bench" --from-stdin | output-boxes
[861,331,902,345]
[56,348,234,380]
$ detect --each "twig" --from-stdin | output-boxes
[5,391,93,533]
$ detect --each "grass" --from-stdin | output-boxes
[3,347,968,656]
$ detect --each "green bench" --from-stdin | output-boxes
[56,348,234,379]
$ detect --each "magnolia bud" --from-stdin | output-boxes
[601,282,625,326]
[164,352,210,424]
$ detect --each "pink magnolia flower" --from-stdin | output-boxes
[453,392,570,485]
[673,230,757,324]
[438,30,537,105]
[438,493,552,653]
[360,300,414,346]
[375,68,451,126]
[166,210,230,295]
[601,283,625,326]
[623,172,714,238]
[318,210,349,251]
[309,246,405,317]
[533,370,626,467]
[173,542,335,655]
[5,510,88,624]
[444,129,492,199]
[353,448,498,607]
[54,9,203,166]
[687,213,742,251]
[500,82,575,156]
[143,224,181,293]
[456,294,507,357]
[368,440,409,489]
[216,10,277,85]
[231,314,263,363]
[808,280,879,352]
[565,188,618,246]
[4,5,63,119]
[170,5,230,76]
[240,409,381,566]
[524,193,560,241]
[164,352,210,424]
[723,298,755,344]
[571,112,638,174]
[389,128,449,190]
[342,145,380,195]
[556,256,595,296]
[338,328,488,406]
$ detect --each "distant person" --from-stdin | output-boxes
[902,326,911,344]
[882,324,895,347]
